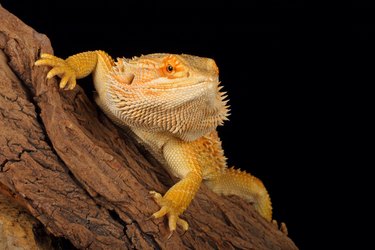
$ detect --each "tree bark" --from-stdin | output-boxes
[0,6,298,250]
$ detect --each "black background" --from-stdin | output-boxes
[0,1,334,249]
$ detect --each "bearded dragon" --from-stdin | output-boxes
[35,51,273,233]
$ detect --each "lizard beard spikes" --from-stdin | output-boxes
[106,58,230,141]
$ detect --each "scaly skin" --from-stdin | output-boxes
[35,51,273,232]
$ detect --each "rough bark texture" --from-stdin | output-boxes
[0,6,298,250]
[0,193,54,250]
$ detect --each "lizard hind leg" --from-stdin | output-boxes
[204,167,272,221]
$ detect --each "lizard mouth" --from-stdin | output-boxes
[145,78,219,90]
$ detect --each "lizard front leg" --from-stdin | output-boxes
[35,50,114,89]
[150,139,203,233]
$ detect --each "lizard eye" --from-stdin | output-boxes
[166,64,174,73]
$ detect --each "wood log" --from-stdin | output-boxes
[0,6,298,249]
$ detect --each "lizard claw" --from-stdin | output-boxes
[144,215,154,221]
[167,230,174,240]
[35,53,77,90]
[149,191,189,232]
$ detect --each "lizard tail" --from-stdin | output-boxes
[204,167,272,221]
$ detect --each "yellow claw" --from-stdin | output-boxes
[35,56,65,67]
[176,217,189,231]
[152,205,168,218]
[68,77,77,90]
[149,191,189,232]
[46,67,66,79]
[59,74,71,89]
[35,53,77,90]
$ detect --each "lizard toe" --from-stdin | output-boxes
[149,191,189,232]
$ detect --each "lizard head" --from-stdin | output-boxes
[107,53,230,141]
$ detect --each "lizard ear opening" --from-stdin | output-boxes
[112,73,135,85]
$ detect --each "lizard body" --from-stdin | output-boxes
[35,51,272,232]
